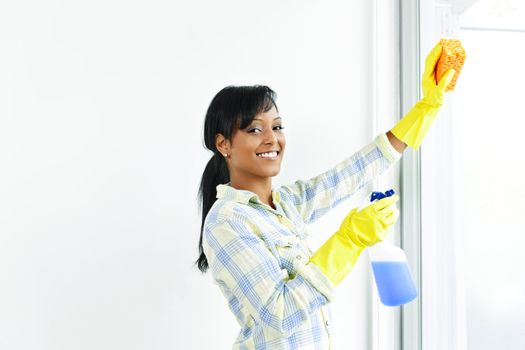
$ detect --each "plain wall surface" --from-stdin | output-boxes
[0,1,399,349]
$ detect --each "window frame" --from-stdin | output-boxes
[398,1,423,349]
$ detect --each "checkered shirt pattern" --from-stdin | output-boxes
[202,133,402,349]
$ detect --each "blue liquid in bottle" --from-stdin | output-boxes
[371,261,418,307]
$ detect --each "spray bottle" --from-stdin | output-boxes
[365,189,418,307]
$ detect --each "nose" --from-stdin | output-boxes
[263,128,279,145]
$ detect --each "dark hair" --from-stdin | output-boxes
[196,85,278,273]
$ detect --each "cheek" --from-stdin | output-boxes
[279,135,286,149]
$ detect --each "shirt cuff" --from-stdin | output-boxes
[295,261,336,303]
[374,132,403,164]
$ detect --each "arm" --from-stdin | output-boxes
[390,42,457,149]
[203,218,335,337]
[386,130,408,153]
[310,194,400,286]
[277,133,402,225]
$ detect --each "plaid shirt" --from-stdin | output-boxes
[202,133,402,350]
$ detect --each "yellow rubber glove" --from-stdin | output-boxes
[390,42,456,149]
[309,195,400,287]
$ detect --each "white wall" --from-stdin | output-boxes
[0,1,399,349]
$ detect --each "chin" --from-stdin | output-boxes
[260,167,281,177]
[270,167,282,176]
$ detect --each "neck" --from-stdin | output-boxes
[229,176,274,208]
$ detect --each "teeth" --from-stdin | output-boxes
[257,151,278,158]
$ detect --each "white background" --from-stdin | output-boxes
[0,1,400,349]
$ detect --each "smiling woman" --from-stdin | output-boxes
[195,83,410,349]
[194,38,456,348]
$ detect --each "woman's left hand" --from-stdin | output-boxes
[421,42,456,108]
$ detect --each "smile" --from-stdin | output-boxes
[256,151,279,160]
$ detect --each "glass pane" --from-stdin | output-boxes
[456,1,525,349]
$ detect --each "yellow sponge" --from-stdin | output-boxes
[435,38,466,92]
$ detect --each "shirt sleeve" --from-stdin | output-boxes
[203,218,336,337]
[277,133,402,225]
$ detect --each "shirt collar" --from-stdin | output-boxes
[216,182,281,205]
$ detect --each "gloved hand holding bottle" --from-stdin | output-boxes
[390,42,456,149]
[309,195,400,286]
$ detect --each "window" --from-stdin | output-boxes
[419,0,525,349]
[457,1,525,349]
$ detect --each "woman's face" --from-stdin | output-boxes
[220,104,286,180]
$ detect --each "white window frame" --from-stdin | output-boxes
[372,1,421,349]
[398,1,423,349]
[397,1,465,349]
[411,1,474,349]
[374,1,479,349]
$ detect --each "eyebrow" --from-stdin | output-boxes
[253,117,282,121]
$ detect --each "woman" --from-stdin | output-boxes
[196,43,455,349]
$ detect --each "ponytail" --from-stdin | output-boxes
[196,153,230,272]
[195,85,278,273]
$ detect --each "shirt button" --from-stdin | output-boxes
[325,320,330,327]
[296,255,302,260]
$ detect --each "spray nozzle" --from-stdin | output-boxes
[370,189,396,203]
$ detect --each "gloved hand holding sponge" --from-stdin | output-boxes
[309,195,400,286]
[390,38,466,149]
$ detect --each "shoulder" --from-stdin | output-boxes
[202,201,270,265]
[203,200,260,241]
[204,199,251,227]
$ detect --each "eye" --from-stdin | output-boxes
[248,125,285,133]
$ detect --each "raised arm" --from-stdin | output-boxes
[277,133,402,225]
[386,130,408,153]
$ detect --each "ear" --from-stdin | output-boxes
[215,133,230,156]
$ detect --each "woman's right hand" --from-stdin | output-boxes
[338,195,400,247]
